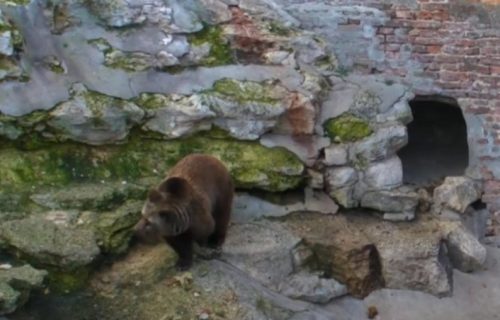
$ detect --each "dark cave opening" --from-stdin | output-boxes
[398,96,469,186]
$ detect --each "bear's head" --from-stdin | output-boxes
[133,177,191,244]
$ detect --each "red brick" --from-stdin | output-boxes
[480,57,500,66]
[435,54,462,63]
[395,10,415,19]
[386,19,414,28]
[439,70,469,81]
[464,64,490,74]
[427,45,442,54]
[443,46,480,55]
[412,20,442,29]
[491,66,500,75]
[434,80,463,89]
[412,45,430,53]
[442,63,464,71]
[414,37,444,45]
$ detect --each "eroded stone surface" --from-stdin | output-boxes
[0,217,100,270]
[433,177,482,215]
[0,265,47,315]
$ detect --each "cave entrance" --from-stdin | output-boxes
[398,96,469,186]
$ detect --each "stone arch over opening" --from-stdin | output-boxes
[398,95,469,186]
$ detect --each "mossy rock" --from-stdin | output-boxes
[0,135,304,193]
[323,114,373,142]
[208,78,283,105]
[188,25,234,66]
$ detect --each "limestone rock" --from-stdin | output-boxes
[361,187,419,214]
[260,134,330,167]
[30,181,147,211]
[349,125,408,163]
[87,0,203,32]
[0,265,47,315]
[364,156,403,190]
[202,79,288,140]
[433,177,482,214]
[285,213,384,298]
[80,201,143,254]
[442,223,487,273]
[136,93,215,138]
[323,144,348,166]
[325,166,358,189]
[0,218,100,270]
[279,272,348,304]
[221,221,301,290]
[48,85,145,145]
[232,188,338,223]
[383,211,415,222]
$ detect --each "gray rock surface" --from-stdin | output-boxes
[349,124,408,163]
[221,221,301,289]
[232,188,338,223]
[0,265,47,315]
[361,187,419,214]
[433,176,482,215]
[279,272,348,304]
[47,84,145,145]
[443,223,487,273]
[0,218,100,270]
[364,156,403,190]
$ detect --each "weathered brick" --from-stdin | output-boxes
[414,37,444,45]
[395,10,415,19]
[439,70,469,81]
[491,66,500,74]
[427,45,442,54]
[435,54,462,63]
[480,57,500,66]
[412,20,442,29]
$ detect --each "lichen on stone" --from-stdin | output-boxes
[208,78,283,105]
[323,114,373,142]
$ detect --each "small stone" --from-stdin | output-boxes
[325,166,358,189]
[0,264,12,270]
[323,144,348,166]
[198,312,209,320]
[361,188,419,213]
[307,169,324,189]
[364,156,403,190]
[349,125,408,163]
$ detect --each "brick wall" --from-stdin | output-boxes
[372,1,500,222]
[297,0,498,228]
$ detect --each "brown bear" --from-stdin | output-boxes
[134,154,234,270]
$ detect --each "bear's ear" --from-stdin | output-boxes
[148,188,163,202]
[158,177,188,197]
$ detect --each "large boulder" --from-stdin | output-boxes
[0,217,100,271]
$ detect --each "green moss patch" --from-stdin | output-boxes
[0,135,304,194]
[323,114,373,142]
[209,78,282,104]
[188,25,234,66]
